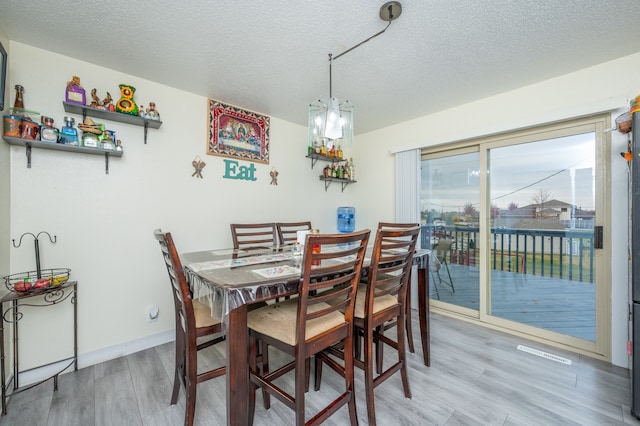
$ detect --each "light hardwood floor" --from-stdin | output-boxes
[1,312,639,426]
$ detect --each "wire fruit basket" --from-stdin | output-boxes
[4,268,71,293]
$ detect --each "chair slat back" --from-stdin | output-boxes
[297,229,370,346]
[275,221,312,246]
[433,238,454,261]
[230,223,277,250]
[365,224,420,317]
[154,229,195,336]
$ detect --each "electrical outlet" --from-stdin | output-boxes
[148,306,159,322]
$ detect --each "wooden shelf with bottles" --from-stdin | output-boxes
[3,135,122,174]
[305,151,347,169]
[319,176,356,192]
[62,101,161,144]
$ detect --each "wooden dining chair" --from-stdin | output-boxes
[275,221,312,246]
[246,229,371,426]
[315,224,420,426]
[230,222,277,250]
[376,222,420,354]
[153,229,226,426]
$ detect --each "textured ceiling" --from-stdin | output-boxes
[1,0,640,135]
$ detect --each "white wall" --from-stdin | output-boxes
[6,42,359,373]
[352,53,640,367]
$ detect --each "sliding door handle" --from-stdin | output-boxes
[594,226,603,249]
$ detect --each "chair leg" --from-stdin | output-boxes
[171,332,185,405]
[248,335,258,426]
[295,356,307,426]
[405,284,415,353]
[397,308,412,399]
[354,327,362,359]
[260,340,270,409]
[363,326,377,426]
[443,260,455,293]
[305,357,311,392]
[343,335,358,426]
[375,325,384,374]
[185,349,198,426]
[430,269,441,300]
[314,353,323,391]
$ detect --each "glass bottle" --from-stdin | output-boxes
[320,142,327,156]
[349,158,355,181]
[82,131,99,148]
[60,116,79,146]
[40,116,59,143]
[337,145,343,159]
[13,85,24,109]
[310,228,321,266]
[101,130,115,150]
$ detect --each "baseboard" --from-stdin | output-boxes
[18,330,175,387]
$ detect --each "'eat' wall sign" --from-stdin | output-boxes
[223,159,257,181]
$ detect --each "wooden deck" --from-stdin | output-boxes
[430,263,596,341]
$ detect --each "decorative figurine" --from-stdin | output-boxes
[78,117,104,139]
[90,88,104,109]
[65,76,86,106]
[146,102,160,121]
[192,155,206,178]
[115,84,139,116]
[270,167,279,185]
[103,92,115,111]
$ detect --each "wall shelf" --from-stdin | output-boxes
[62,101,161,144]
[3,136,122,174]
[305,152,346,169]
[319,176,356,192]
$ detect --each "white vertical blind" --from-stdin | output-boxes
[395,149,420,223]
[395,149,421,310]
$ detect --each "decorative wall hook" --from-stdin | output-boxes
[270,167,279,185]
[192,155,206,178]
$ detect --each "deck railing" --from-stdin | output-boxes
[421,225,595,283]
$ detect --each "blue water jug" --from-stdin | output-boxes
[337,207,355,233]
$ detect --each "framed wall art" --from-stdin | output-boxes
[0,40,6,111]
[207,98,270,164]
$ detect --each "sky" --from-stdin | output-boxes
[421,132,596,214]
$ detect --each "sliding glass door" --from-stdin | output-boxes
[487,134,597,342]
[420,115,609,356]
[421,147,480,316]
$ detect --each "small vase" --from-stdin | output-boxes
[115,84,139,116]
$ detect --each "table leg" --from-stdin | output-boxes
[226,304,249,426]
[405,273,415,353]
[417,262,431,366]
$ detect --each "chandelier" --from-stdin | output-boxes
[308,1,402,150]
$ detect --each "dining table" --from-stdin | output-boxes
[182,244,430,426]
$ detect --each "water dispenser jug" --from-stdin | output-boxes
[337,207,355,233]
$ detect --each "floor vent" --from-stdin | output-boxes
[517,344,572,365]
